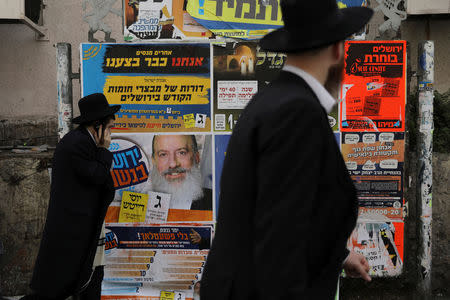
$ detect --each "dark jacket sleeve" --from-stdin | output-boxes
[69,134,113,185]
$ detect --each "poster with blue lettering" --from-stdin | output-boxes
[106,133,214,223]
[80,43,211,132]
[214,134,230,218]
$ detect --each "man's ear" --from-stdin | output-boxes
[333,41,345,63]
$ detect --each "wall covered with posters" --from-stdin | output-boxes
[78,0,406,298]
[81,41,284,298]
[339,40,407,277]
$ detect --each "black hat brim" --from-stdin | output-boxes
[259,7,373,53]
[72,104,121,124]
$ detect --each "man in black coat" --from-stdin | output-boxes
[201,1,373,299]
[27,93,120,299]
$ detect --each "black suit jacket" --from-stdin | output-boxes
[201,71,358,300]
[30,126,115,298]
[190,188,213,210]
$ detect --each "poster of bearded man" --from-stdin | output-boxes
[107,133,213,223]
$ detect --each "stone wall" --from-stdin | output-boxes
[0,154,52,295]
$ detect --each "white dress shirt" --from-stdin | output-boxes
[282,64,336,114]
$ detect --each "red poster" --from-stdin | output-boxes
[340,41,407,132]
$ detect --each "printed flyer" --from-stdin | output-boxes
[81,43,211,132]
[341,132,404,221]
[347,222,404,276]
[124,0,213,41]
[340,41,407,132]
[102,224,212,299]
[105,133,214,223]
[186,0,283,39]
[213,42,285,131]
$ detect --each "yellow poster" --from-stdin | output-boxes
[160,291,175,300]
[104,76,210,106]
[118,191,149,223]
[186,0,283,39]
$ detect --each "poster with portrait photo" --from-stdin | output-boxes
[105,133,213,223]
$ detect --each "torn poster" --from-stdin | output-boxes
[186,0,283,39]
[124,0,213,41]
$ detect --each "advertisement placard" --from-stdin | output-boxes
[340,41,407,132]
[81,43,211,132]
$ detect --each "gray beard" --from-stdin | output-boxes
[150,165,204,210]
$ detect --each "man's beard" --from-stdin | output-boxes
[324,57,345,98]
[151,165,204,209]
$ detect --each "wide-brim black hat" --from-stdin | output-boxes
[72,93,121,124]
[260,0,373,53]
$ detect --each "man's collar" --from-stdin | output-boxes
[282,64,336,114]
[84,126,97,145]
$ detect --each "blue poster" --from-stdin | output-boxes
[214,134,231,218]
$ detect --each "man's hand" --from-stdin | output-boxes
[189,229,202,245]
[93,124,112,149]
[343,251,371,282]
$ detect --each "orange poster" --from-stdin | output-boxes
[340,41,407,132]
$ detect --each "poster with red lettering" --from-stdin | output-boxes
[339,41,407,132]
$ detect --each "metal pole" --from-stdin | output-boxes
[56,43,73,140]
[416,41,434,298]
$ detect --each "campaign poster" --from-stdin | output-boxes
[105,133,214,223]
[102,224,211,299]
[124,0,213,41]
[347,222,404,276]
[81,43,211,132]
[340,41,407,132]
[341,132,404,220]
[186,0,283,39]
[213,42,285,131]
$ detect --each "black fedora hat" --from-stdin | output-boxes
[72,93,121,124]
[259,0,373,53]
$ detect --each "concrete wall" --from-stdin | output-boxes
[0,0,123,120]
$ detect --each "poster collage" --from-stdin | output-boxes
[80,0,405,299]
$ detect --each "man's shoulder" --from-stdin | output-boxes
[58,127,92,150]
[247,72,324,120]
